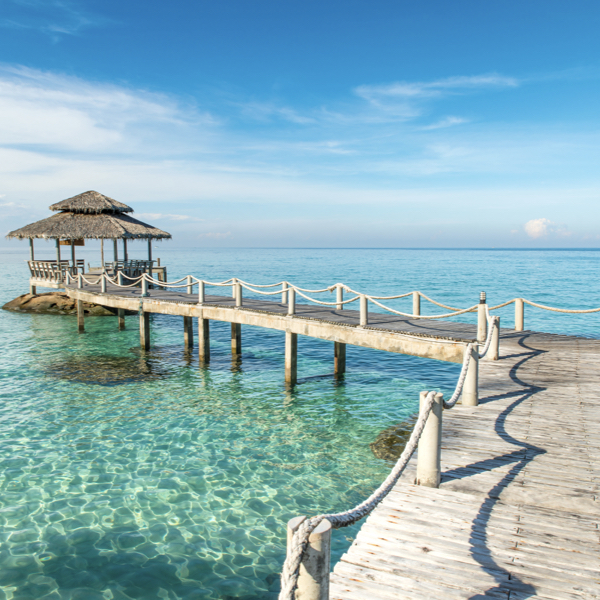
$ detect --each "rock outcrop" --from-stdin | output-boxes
[2,292,119,316]
[370,414,418,461]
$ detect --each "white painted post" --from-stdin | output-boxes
[416,391,443,488]
[77,273,83,289]
[413,291,420,316]
[282,281,288,305]
[187,275,193,295]
[336,285,343,310]
[288,287,296,316]
[141,276,149,297]
[515,298,524,331]
[487,317,500,361]
[286,516,331,600]
[236,282,242,307]
[477,292,487,343]
[360,294,368,326]
[101,271,107,293]
[462,345,479,406]
[198,281,205,304]
[117,271,123,287]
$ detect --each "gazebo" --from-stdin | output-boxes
[7,191,171,293]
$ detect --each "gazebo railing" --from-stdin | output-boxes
[28,260,84,283]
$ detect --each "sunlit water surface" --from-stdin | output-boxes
[1,248,598,599]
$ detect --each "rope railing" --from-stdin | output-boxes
[65,273,600,330]
[278,314,499,600]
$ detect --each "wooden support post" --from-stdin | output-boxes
[77,299,85,333]
[336,285,343,310]
[231,323,241,355]
[282,281,288,304]
[118,308,125,330]
[198,317,210,363]
[70,240,76,271]
[29,238,34,261]
[462,345,479,406]
[477,291,487,343]
[334,341,346,376]
[140,311,150,350]
[515,298,524,331]
[56,239,61,266]
[148,239,152,262]
[123,239,128,262]
[30,284,36,295]
[285,331,297,385]
[113,239,118,262]
[101,238,105,267]
[286,516,331,600]
[416,391,444,488]
[183,316,193,350]
[360,294,368,326]
[413,291,420,316]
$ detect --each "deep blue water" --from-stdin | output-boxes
[0,247,598,599]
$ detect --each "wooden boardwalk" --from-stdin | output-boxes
[331,331,600,599]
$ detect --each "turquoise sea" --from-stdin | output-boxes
[1,247,599,600]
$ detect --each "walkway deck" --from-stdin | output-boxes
[68,282,480,362]
[331,331,600,599]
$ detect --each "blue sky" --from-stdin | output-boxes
[1,0,599,247]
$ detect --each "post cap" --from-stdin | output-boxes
[479,291,486,303]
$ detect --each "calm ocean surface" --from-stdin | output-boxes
[1,247,598,599]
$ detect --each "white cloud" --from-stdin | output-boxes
[137,213,204,222]
[422,116,469,130]
[524,218,572,239]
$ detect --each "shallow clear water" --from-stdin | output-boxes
[1,248,598,599]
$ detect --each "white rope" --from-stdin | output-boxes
[293,288,361,306]
[278,391,437,600]
[443,346,473,409]
[523,299,600,313]
[237,279,287,288]
[477,308,498,359]
[368,297,479,319]
[239,283,287,296]
[417,292,467,312]
[488,299,517,310]
[366,291,414,300]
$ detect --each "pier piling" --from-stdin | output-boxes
[77,300,84,333]
[198,317,210,363]
[285,331,297,385]
[334,341,346,376]
[140,311,150,350]
[118,308,125,330]
[183,316,193,350]
[231,323,241,355]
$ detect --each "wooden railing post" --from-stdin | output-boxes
[198,281,205,304]
[282,281,288,305]
[117,271,123,287]
[141,276,149,297]
[477,291,487,342]
[187,275,193,295]
[288,287,296,316]
[412,291,420,316]
[462,345,479,406]
[336,285,343,310]
[360,295,368,326]
[77,273,83,289]
[416,391,443,488]
[515,298,524,331]
[286,516,331,600]
[486,317,500,361]
[236,282,242,307]
[101,271,107,293]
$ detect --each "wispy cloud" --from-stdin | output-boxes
[421,116,469,130]
[0,0,108,40]
[137,213,204,222]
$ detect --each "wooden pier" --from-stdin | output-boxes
[64,279,599,599]
[331,331,600,599]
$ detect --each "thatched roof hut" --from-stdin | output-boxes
[6,191,172,275]
[7,190,170,240]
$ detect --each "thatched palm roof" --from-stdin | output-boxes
[7,212,171,240]
[50,191,133,214]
